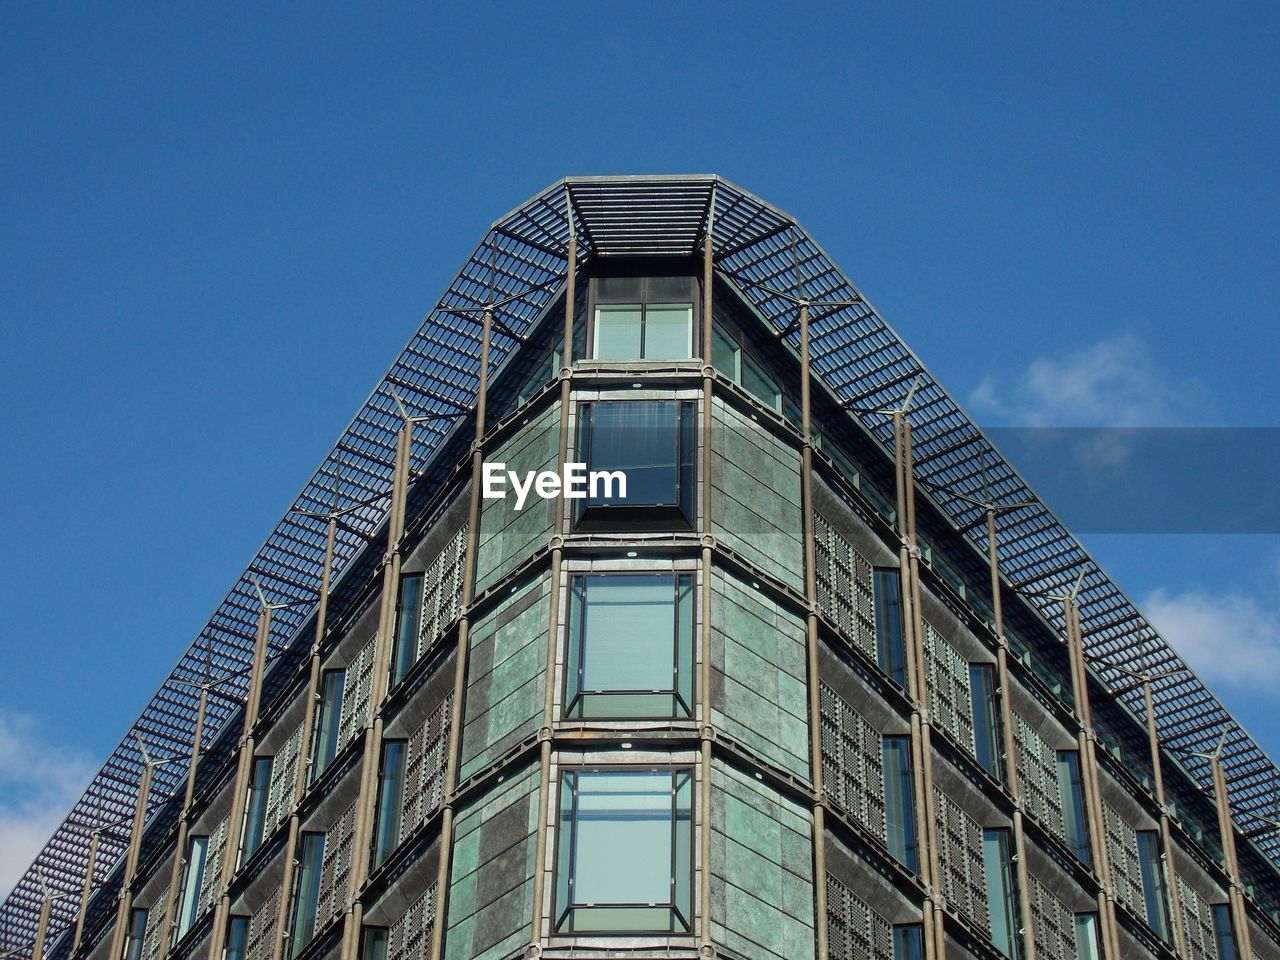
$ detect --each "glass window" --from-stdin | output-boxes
[576,401,695,529]
[893,925,925,960]
[226,916,250,960]
[970,664,1004,782]
[177,834,209,938]
[372,740,407,869]
[1212,903,1239,960]
[242,755,273,862]
[1073,913,1103,960]
[124,908,147,960]
[983,828,1021,958]
[593,303,692,360]
[565,573,694,718]
[1056,751,1091,866]
[1137,830,1172,941]
[554,769,693,933]
[873,568,906,687]
[741,351,781,411]
[310,669,345,781]
[390,572,424,687]
[290,833,325,958]
[359,928,388,960]
[883,737,918,872]
[711,322,739,379]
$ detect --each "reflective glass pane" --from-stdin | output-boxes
[983,829,1020,958]
[178,835,209,936]
[360,928,388,960]
[970,664,1004,781]
[574,772,672,904]
[742,351,781,410]
[1137,830,1171,940]
[874,569,906,687]
[242,755,273,860]
[391,573,424,686]
[1073,914,1102,960]
[594,305,643,360]
[643,304,693,358]
[1057,751,1091,866]
[893,925,924,960]
[311,670,345,778]
[711,322,739,379]
[580,576,674,692]
[1213,903,1239,960]
[585,402,678,507]
[373,741,407,868]
[290,833,325,958]
[125,909,147,960]
[226,916,250,960]
[883,737,918,872]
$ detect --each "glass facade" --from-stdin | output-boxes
[1074,913,1103,960]
[177,834,208,938]
[883,736,918,872]
[554,769,693,933]
[123,908,147,960]
[390,572,424,687]
[310,669,345,780]
[1213,903,1239,960]
[576,400,695,529]
[359,927,388,960]
[970,664,1004,781]
[242,754,272,862]
[564,572,694,718]
[290,832,326,958]
[873,568,906,687]
[893,925,925,960]
[594,303,693,359]
[372,739,407,869]
[225,915,249,960]
[983,828,1020,958]
[1137,830,1172,940]
[1056,750,1091,866]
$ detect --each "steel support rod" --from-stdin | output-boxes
[31,888,57,960]
[206,605,273,960]
[987,509,1037,960]
[896,418,945,960]
[797,300,830,960]
[429,305,494,960]
[71,829,102,953]
[1212,752,1255,960]
[271,517,338,960]
[699,221,717,952]
[1063,598,1122,960]
[1141,676,1189,956]
[529,219,577,948]
[337,418,413,960]
[107,759,155,960]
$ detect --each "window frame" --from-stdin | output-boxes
[1212,902,1240,960]
[1073,913,1103,960]
[553,766,694,935]
[225,915,250,960]
[1137,829,1173,941]
[587,269,700,363]
[389,571,425,687]
[883,736,919,873]
[176,833,209,938]
[309,668,346,781]
[359,927,389,960]
[1056,750,1091,866]
[982,827,1021,959]
[241,754,273,863]
[574,399,696,531]
[563,571,695,720]
[873,567,907,687]
[969,663,1005,782]
[371,738,408,869]
[289,831,326,959]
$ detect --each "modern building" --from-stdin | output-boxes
[5,175,1280,960]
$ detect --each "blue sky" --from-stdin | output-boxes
[2,3,1278,891]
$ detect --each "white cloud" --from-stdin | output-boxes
[0,711,95,899]
[970,334,1194,427]
[1143,588,1280,694]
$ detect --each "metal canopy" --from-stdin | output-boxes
[4,174,1276,949]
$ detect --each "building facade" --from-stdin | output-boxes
[5,176,1280,960]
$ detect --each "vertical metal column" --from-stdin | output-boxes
[72,829,103,953]
[274,521,337,960]
[1211,748,1255,960]
[698,212,716,953]
[1063,597,1122,960]
[272,517,338,960]
[1138,674,1189,956]
[206,606,274,960]
[797,300,830,960]
[529,203,576,950]
[986,509,1037,960]
[337,420,413,960]
[106,754,156,960]
[895,417,945,960]
[428,306,494,960]
[155,679,210,960]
